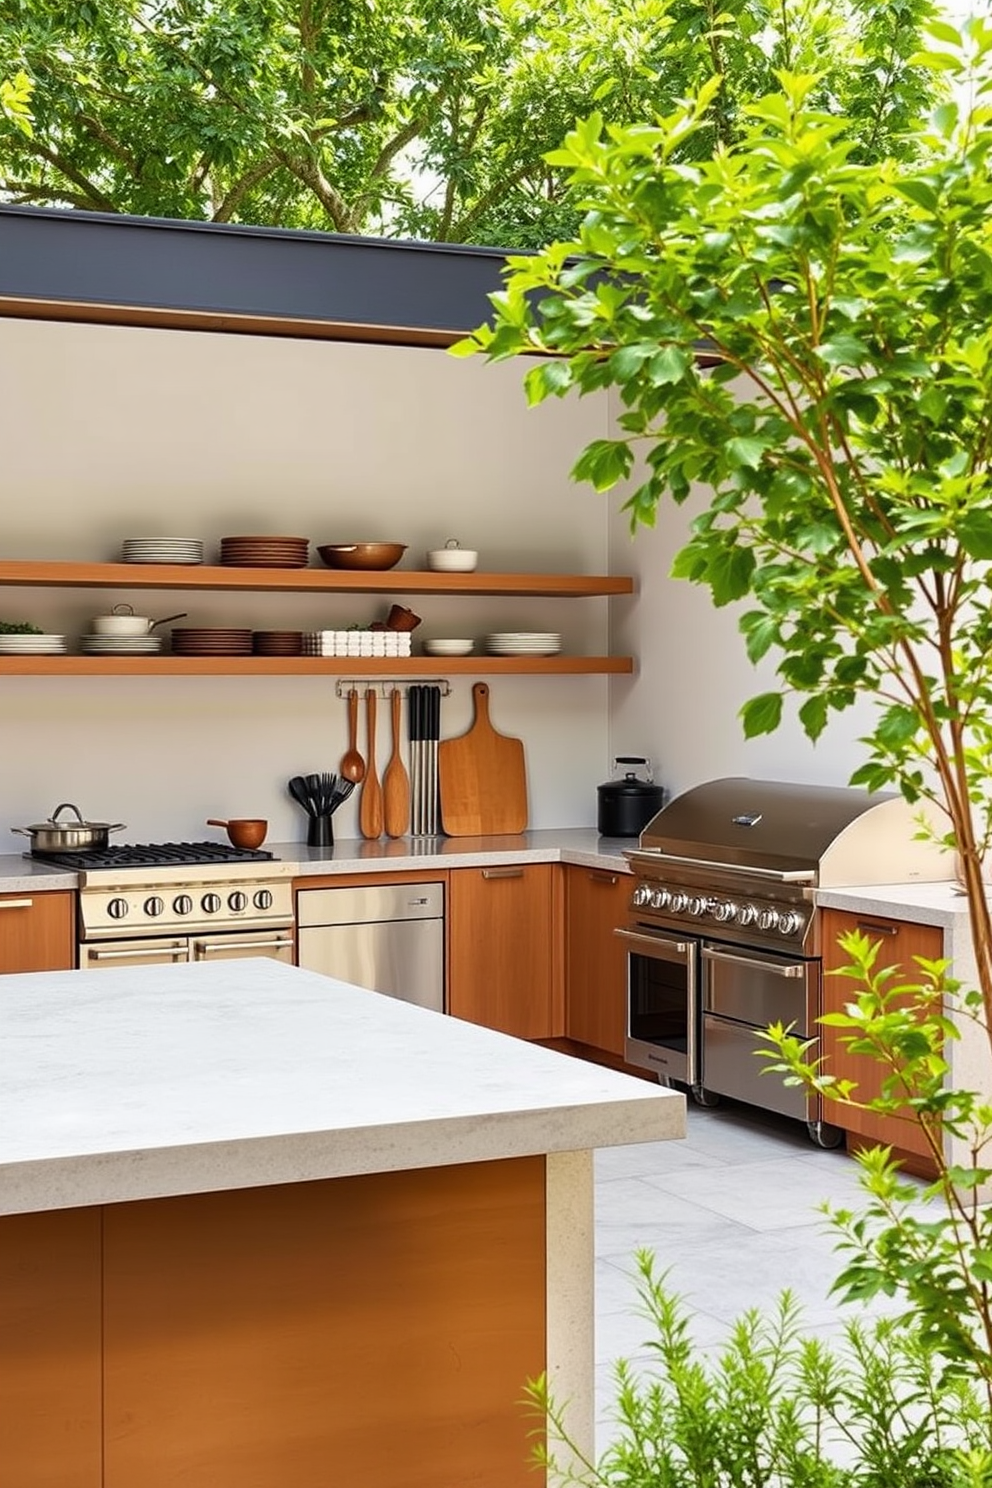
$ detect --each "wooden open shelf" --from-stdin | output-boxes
[0,560,633,599]
[0,655,633,677]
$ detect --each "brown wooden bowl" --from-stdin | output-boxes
[207,817,268,849]
[317,543,406,571]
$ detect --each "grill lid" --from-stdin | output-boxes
[637,777,949,885]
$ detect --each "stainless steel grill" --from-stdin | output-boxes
[619,777,949,1145]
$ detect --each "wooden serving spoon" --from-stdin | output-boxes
[383,688,410,839]
[358,688,384,839]
[340,686,366,784]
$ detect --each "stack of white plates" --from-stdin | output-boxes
[121,538,204,565]
[81,635,163,655]
[484,632,562,657]
[0,633,68,654]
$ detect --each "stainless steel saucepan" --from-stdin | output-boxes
[12,802,126,854]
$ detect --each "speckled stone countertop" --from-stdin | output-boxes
[815,878,964,929]
[0,958,683,1216]
[0,828,636,893]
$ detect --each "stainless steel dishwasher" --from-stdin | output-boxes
[296,882,445,1011]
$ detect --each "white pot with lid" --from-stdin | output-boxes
[90,603,188,635]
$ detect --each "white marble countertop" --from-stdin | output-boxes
[815,878,965,928]
[0,958,682,1216]
[0,827,635,892]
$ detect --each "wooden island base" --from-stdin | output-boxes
[1,1157,547,1488]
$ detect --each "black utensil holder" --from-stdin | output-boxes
[307,814,334,848]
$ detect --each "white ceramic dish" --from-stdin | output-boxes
[423,639,474,656]
[426,540,478,572]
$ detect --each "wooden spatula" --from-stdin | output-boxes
[383,688,410,839]
[358,689,384,839]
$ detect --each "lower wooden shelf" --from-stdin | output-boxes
[0,655,633,677]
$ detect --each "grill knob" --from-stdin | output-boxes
[778,911,803,936]
[687,895,709,917]
[650,887,671,910]
[228,891,248,912]
[173,894,193,916]
[758,907,780,932]
[712,899,738,923]
[201,893,222,914]
[107,897,129,920]
[737,903,758,927]
[143,896,164,918]
[253,889,273,911]
[669,891,689,914]
[632,884,653,908]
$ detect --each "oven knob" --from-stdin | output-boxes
[201,892,222,914]
[669,891,688,913]
[650,887,671,910]
[228,891,248,913]
[758,907,780,932]
[686,895,709,917]
[632,884,653,908]
[253,889,273,911]
[107,897,129,920]
[173,894,193,916]
[737,903,758,927]
[778,911,803,936]
[143,896,164,918]
[712,899,738,923]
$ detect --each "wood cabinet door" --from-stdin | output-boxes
[564,866,631,1057]
[448,865,555,1039]
[0,890,75,972]
[820,907,943,1169]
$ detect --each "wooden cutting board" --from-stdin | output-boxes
[439,682,528,836]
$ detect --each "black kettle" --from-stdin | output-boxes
[597,757,666,838]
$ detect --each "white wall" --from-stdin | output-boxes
[0,317,616,849]
[606,476,881,802]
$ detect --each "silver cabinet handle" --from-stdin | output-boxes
[702,946,805,979]
[615,927,689,955]
[0,898,34,909]
[90,945,190,961]
[855,920,900,937]
[194,936,294,954]
[482,868,524,880]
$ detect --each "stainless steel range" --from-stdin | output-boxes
[36,842,296,969]
[619,778,949,1146]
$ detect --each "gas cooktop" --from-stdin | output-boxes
[31,840,276,870]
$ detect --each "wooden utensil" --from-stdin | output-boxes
[359,688,384,839]
[438,682,528,836]
[341,687,366,784]
[383,688,410,839]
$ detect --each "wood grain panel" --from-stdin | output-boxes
[0,890,75,972]
[821,908,943,1173]
[448,865,554,1039]
[104,1158,547,1488]
[0,1207,102,1487]
[564,867,632,1058]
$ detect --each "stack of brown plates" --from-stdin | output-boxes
[253,630,304,656]
[219,535,310,568]
[171,628,254,656]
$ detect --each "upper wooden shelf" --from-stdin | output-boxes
[0,560,633,599]
[0,655,633,677]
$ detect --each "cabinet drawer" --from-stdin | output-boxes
[0,891,75,974]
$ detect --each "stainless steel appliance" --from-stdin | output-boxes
[296,882,444,1011]
[39,841,296,969]
[620,777,950,1145]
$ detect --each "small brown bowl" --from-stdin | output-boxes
[317,543,406,571]
[207,818,268,849]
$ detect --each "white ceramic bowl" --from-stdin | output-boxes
[426,545,478,572]
[91,614,154,636]
[423,638,474,656]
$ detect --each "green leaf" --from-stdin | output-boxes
[725,436,767,470]
[648,346,691,386]
[799,694,829,741]
[740,692,783,738]
[956,512,992,560]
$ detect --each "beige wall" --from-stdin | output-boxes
[0,318,621,847]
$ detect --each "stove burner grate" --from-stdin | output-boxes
[32,840,276,870]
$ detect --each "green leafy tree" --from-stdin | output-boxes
[453,8,992,1411]
[0,0,938,243]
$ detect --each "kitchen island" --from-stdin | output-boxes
[0,957,682,1488]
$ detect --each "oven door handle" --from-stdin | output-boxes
[89,944,190,962]
[614,928,689,955]
[193,935,295,955]
[626,851,815,884]
[702,946,806,979]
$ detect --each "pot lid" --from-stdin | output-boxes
[25,802,116,831]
